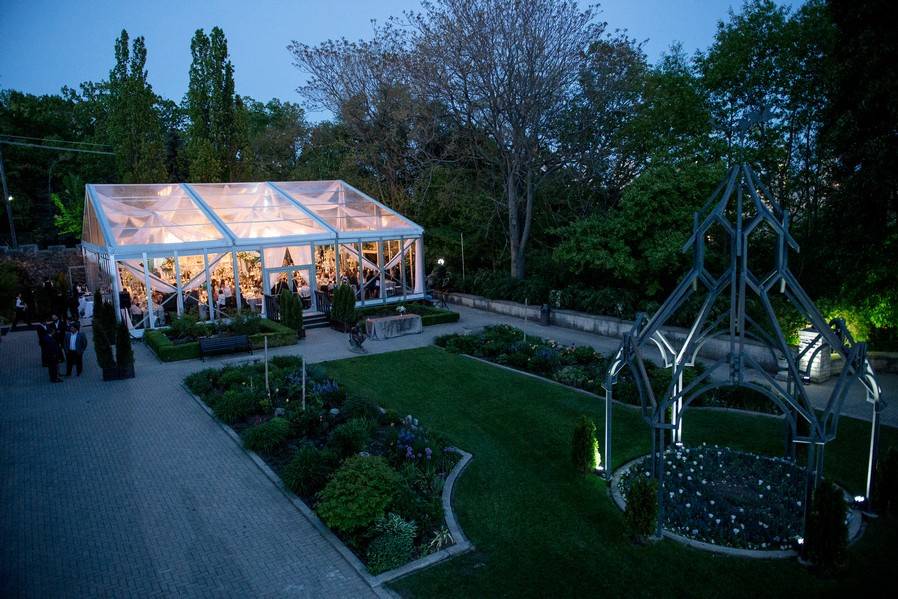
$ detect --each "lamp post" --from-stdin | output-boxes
[0,144,17,248]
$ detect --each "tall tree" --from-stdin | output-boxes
[185,27,243,182]
[106,30,167,183]
[820,0,898,333]
[406,0,603,279]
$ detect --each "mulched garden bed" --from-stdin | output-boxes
[618,444,806,551]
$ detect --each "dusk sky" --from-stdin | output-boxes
[0,0,800,121]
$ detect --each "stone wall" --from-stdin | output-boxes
[446,292,780,371]
[0,244,85,286]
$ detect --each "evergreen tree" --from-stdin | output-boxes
[107,30,167,183]
[186,27,246,181]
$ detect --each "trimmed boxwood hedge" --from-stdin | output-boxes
[355,303,459,327]
[145,318,298,362]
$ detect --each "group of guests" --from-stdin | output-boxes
[36,313,88,383]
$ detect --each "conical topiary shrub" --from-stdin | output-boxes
[92,290,115,370]
[331,284,356,332]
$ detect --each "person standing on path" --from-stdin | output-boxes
[12,293,29,329]
[40,325,62,383]
[64,322,87,377]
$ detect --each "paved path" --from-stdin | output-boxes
[2,304,894,597]
[0,328,376,598]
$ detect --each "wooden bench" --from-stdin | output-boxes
[198,334,253,361]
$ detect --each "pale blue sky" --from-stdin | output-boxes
[0,0,800,121]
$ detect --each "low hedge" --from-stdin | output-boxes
[146,318,297,362]
[355,303,460,327]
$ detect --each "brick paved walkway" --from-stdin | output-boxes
[0,328,376,598]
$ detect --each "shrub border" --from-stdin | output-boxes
[180,378,474,593]
[146,319,297,362]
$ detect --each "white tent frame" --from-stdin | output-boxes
[82,180,426,330]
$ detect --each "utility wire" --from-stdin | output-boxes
[0,139,115,155]
[0,133,112,148]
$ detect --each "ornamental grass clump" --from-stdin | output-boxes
[366,513,418,574]
[328,418,373,459]
[316,455,401,533]
[571,415,600,474]
[804,481,848,575]
[625,475,659,544]
[214,388,260,424]
[282,444,338,498]
[242,417,291,454]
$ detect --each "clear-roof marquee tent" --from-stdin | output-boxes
[81,180,425,330]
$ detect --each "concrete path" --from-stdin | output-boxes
[1,303,893,596]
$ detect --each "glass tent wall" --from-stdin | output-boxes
[81,180,425,332]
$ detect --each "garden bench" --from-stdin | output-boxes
[198,334,253,360]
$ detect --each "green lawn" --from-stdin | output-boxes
[324,347,898,598]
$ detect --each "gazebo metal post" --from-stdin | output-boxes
[604,374,613,480]
[866,402,882,500]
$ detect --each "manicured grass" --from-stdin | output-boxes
[324,347,898,598]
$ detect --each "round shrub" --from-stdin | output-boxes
[804,481,847,574]
[282,444,338,498]
[289,407,323,439]
[328,418,373,459]
[444,335,480,355]
[242,417,291,454]
[556,365,591,389]
[185,368,220,398]
[571,415,599,474]
[571,345,598,365]
[316,456,401,533]
[625,474,659,543]
[213,388,260,424]
[366,513,417,574]
[529,346,561,375]
[342,397,382,422]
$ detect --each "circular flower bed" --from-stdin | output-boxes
[619,445,805,551]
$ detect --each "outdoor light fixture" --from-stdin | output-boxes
[437,257,445,266]
[7,195,11,202]
[796,537,805,546]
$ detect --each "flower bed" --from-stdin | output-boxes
[435,325,779,413]
[184,357,461,574]
[618,445,805,551]
[356,302,460,327]
[146,315,297,362]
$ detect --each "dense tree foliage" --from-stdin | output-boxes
[0,0,894,344]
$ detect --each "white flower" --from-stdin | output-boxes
[733,528,740,534]
[715,518,721,524]
[687,476,692,481]
[685,503,691,508]
[766,485,771,490]
[758,479,763,486]
[797,500,802,506]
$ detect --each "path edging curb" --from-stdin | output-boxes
[181,383,474,595]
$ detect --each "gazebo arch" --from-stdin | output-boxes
[602,163,886,534]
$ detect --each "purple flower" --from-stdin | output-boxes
[406,446,414,459]
[425,447,433,460]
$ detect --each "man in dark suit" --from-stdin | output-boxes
[64,322,88,376]
[40,325,62,382]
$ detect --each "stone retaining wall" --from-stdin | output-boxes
[0,244,85,285]
[446,292,780,371]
